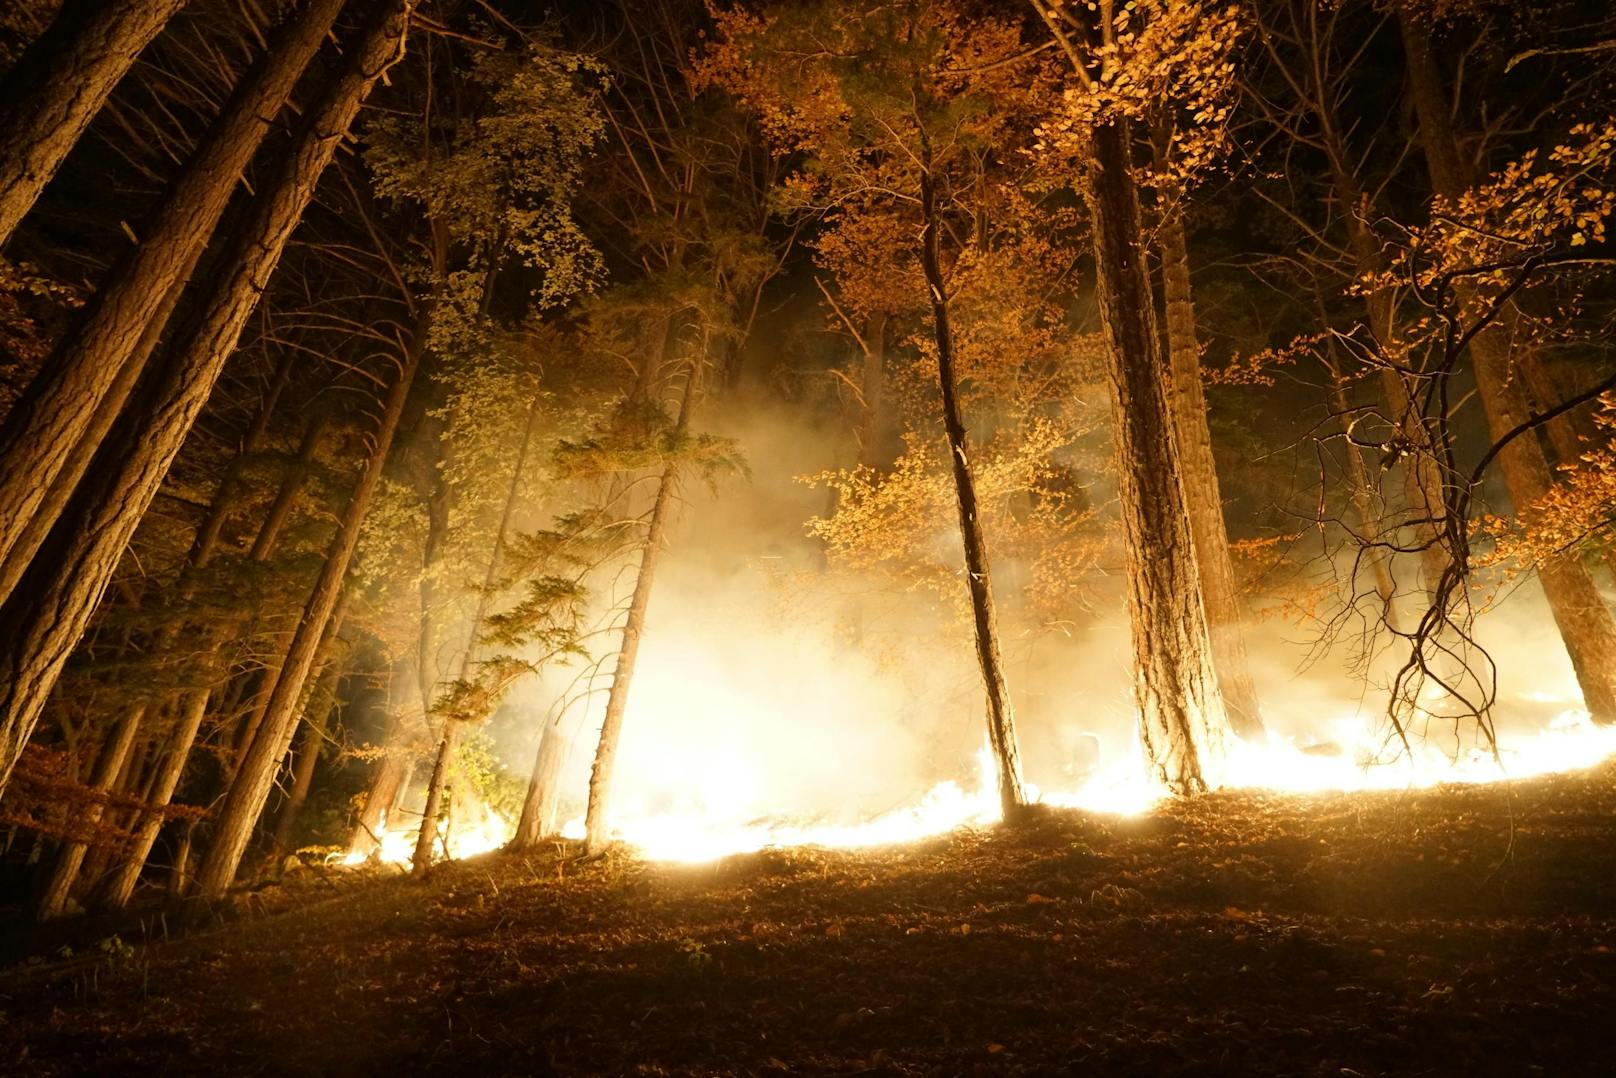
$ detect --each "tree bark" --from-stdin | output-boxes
[0,0,411,801]
[510,720,569,850]
[0,0,345,603]
[583,365,698,854]
[413,389,542,873]
[1157,210,1265,740]
[270,650,344,858]
[1401,12,1616,722]
[35,702,145,919]
[917,156,1027,818]
[347,661,416,859]
[0,0,188,251]
[1085,119,1230,792]
[195,299,424,901]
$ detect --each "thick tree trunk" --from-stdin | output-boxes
[1401,13,1616,722]
[35,702,145,919]
[0,0,411,801]
[0,0,345,602]
[195,301,423,901]
[917,161,1027,818]
[510,720,569,850]
[1085,120,1230,792]
[583,367,697,854]
[1157,211,1265,740]
[0,0,188,250]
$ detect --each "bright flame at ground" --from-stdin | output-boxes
[342,799,512,868]
[348,709,1616,868]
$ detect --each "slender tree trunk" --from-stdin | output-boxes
[1085,119,1230,792]
[1320,332,1400,631]
[1157,210,1265,740]
[917,157,1027,817]
[96,687,209,910]
[35,702,145,919]
[510,720,569,850]
[195,299,424,901]
[270,651,344,858]
[413,390,541,873]
[0,0,345,602]
[1401,12,1616,722]
[347,662,415,860]
[859,311,887,468]
[583,366,698,854]
[0,0,188,250]
[0,0,411,800]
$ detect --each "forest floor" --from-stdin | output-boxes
[3,762,1616,1077]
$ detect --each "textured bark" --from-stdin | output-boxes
[1157,212,1265,740]
[0,0,409,801]
[1401,13,1616,722]
[196,296,423,901]
[0,0,187,250]
[1085,120,1230,792]
[918,161,1027,817]
[36,703,145,919]
[584,370,697,854]
[0,0,346,603]
[510,721,569,850]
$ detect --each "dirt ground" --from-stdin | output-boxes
[3,762,1615,1076]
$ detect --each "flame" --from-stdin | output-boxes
[344,707,1616,870]
[342,798,513,868]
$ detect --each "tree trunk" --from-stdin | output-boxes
[917,158,1027,818]
[0,0,411,801]
[270,654,344,858]
[412,389,541,873]
[1085,119,1230,792]
[195,298,424,901]
[0,0,188,250]
[347,663,417,860]
[95,687,209,910]
[510,720,569,850]
[1401,12,1616,722]
[35,702,145,919]
[0,0,345,603]
[583,365,698,854]
[1157,210,1265,740]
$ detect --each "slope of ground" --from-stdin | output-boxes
[3,762,1615,1076]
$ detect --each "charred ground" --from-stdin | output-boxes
[3,763,1613,1077]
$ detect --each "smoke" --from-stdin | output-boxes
[475,379,1602,833]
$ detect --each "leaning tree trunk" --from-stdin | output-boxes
[0,0,411,801]
[195,304,424,901]
[0,0,188,250]
[583,365,698,854]
[1401,12,1616,723]
[510,719,570,850]
[1157,209,1265,741]
[35,702,146,919]
[412,389,542,874]
[1085,119,1231,793]
[270,638,347,858]
[917,156,1027,817]
[346,660,418,860]
[0,0,345,605]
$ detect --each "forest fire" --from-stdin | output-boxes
[3,0,1616,1073]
